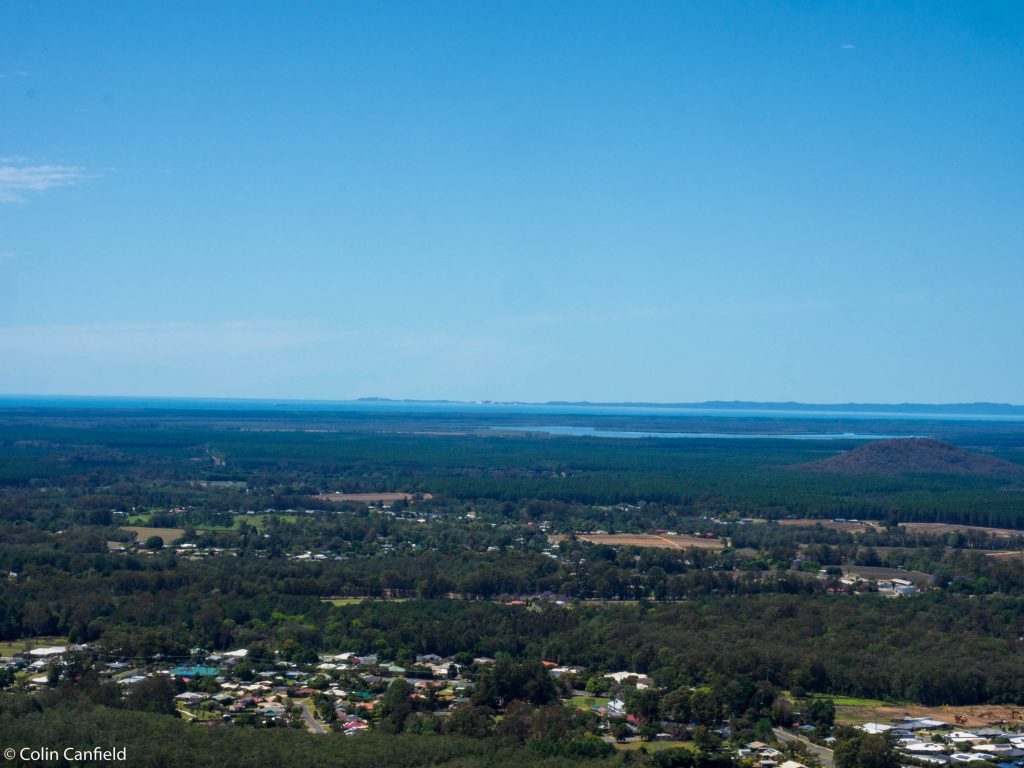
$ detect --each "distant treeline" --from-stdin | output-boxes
[1,418,1023,528]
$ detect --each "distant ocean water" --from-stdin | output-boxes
[0,395,1023,421]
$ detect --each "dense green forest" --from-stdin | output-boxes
[0,695,623,768]
[1,407,1022,527]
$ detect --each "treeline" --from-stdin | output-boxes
[324,596,1024,706]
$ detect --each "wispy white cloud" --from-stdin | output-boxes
[0,159,91,202]
[0,251,14,263]
[841,43,857,50]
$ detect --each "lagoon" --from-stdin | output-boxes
[490,426,909,440]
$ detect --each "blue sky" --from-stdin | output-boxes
[1,1,1021,403]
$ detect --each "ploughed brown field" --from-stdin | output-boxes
[313,492,433,503]
[549,533,726,550]
[776,518,881,534]
[900,522,1024,537]
[122,526,186,544]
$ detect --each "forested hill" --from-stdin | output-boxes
[795,438,1024,477]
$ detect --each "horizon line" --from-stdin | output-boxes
[0,393,1022,411]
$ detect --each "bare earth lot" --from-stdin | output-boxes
[776,519,882,534]
[900,522,1024,537]
[840,565,935,584]
[839,703,1024,728]
[313,492,433,503]
[985,550,1024,560]
[549,533,726,550]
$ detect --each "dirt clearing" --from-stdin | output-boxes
[314,492,432,503]
[838,703,1024,728]
[900,522,1024,538]
[776,519,881,534]
[549,533,725,550]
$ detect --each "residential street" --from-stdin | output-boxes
[297,699,327,734]
[773,728,835,768]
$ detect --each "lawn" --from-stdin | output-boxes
[825,695,893,708]
[176,704,222,722]
[570,695,610,710]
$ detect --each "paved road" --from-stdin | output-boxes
[774,728,835,768]
[297,699,327,734]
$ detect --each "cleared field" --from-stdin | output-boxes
[613,741,695,753]
[901,522,1024,538]
[321,597,365,606]
[827,696,890,708]
[986,550,1024,560]
[776,519,881,534]
[122,526,186,544]
[313,492,433,503]
[837,703,1024,728]
[0,636,67,657]
[550,534,725,550]
[841,565,934,584]
[320,596,410,605]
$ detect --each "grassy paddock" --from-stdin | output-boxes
[0,636,68,656]
[828,696,893,708]
[613,741,695,752]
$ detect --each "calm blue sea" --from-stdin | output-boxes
[1,395,1022,422]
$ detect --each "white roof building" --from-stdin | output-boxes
[861,723,893,734]
[901,741,945,753]
[28,646,67,657]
